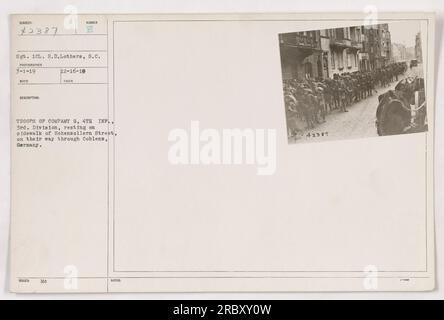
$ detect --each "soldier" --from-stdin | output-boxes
[313,83,327,122]
[332,76,340,110]
[338,79,348,112]
[284,91,301,138]
[345,78,353,106]
[323,79,334,112]
[353,76,361,102]
[366,73,374,97]
[294,84,313,129]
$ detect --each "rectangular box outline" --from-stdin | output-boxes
[110,17,431,276]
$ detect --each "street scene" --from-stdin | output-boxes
[279,21,427,144]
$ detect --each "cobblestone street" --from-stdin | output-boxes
[292,64,424,143]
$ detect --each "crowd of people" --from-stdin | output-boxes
[283,62,408,133]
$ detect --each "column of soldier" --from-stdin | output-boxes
[283,62,408,130]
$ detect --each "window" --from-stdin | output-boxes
[331,52,335,69]
[338,51,344,69]
[304,62,312,78]
[336,28,344,40]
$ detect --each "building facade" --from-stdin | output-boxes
[361,24,392,70]
[415,32,423,63]
[320,26,362,78]
[279,31,323,80]
[279,23,392,81]
[378,24,392,65]
[391,43,407,62]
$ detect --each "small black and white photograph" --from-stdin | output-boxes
[280,21,427,143]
